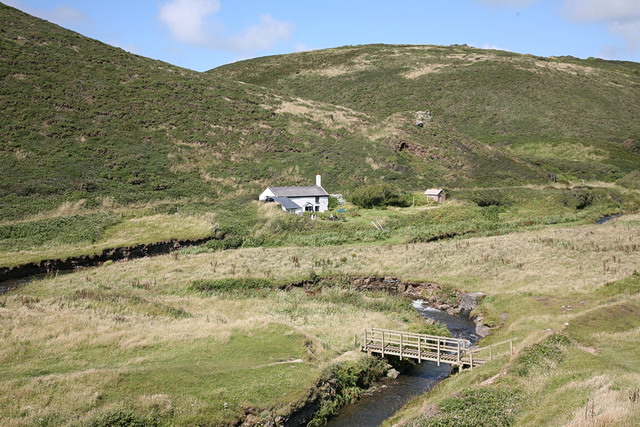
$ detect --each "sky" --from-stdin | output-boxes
[4,0,640,71]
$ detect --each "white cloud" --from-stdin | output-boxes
[564,0,640,55]
[226,14,292,51]
[4,0,90,26]
[563,0,640,22]
[158,0,220,45]
[158,0,293,52]
[475,0,537,7]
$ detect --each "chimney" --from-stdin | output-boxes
[316,173,322,187]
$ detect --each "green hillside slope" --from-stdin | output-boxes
[211,44,640,182]
[1,5,556,220]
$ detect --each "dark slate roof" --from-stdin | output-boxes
[269,185,329,197]
[272,197,301,210]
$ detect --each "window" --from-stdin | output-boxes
[305,205,314,212]
[314,206,320,212]
[315,196,320,203]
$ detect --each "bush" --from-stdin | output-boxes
[597,272,640,296]
[414,387,523,427]
[328,195,340,210]
[0,213,122,250]
[87,409,159,427]
[511,334,572,376]
[617,170,640,189]
[190,278,273,293]
[403,192,433,207]
[350,184,408,208]
[308,357,388,426]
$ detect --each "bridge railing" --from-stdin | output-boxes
[462,338,517,367]
[362,328,470,363]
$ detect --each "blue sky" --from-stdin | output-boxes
[5,0,640,71]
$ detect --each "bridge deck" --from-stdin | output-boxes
[362,342,485,366]
[360,328,514,368]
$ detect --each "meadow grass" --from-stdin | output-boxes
[0,213,215,268]
[2,215,640,425]
[0,273,429,425]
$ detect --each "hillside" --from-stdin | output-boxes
[1,4,558,221]
[211,44,640,183]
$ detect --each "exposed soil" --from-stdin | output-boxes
[282,276,479,316]
[0,236,214,284]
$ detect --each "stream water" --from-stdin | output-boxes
[596,214,622,225]
[326,300,479,427]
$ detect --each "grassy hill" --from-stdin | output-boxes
[3,5,640,425]
[211,44,640,183]
[1,3,563,223]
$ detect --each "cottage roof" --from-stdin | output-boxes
[425,188,444,196]
[272,197,301,210]
[269,185,329,197]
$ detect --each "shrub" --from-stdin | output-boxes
[511,334,572,376]
[414,387,523,427]
[350,184,408,208]
[308,357,388,426]
[617,170,640,189]
[189,278,273,293]
[597,272,640,296]
[86,409,159,427]
[328,195,340,210]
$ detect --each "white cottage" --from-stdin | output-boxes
[259,174,330,214]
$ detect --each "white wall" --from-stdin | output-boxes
[259,188,275,201]
[259,189,329,213]
[289,196,329,212]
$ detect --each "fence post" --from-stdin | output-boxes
[470,351,474,370]
[400,333,403,360]
[437,338,441,366]
[510,340,513,356]
[418,337,422,362]
[381,331,385,357]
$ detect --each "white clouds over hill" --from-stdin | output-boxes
[476,0,640,58]
[158,0,292,53]
[564,0,640,55]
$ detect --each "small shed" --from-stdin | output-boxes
[425,188,446,203]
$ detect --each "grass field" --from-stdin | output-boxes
[2,214,639,425]
[2,183,637,268]
[0,209,215,268]
[3,5,640,424]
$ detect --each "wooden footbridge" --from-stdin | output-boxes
[361,328,515,369]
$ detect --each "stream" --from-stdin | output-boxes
[596,214,622,225]
[326,300,479,427]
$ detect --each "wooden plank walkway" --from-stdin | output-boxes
[361,328,515,369]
